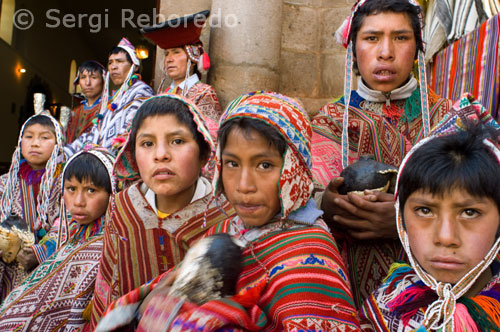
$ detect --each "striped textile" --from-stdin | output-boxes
[0,231,104,332]
[98,219,362,332]
[65,99,102,143]
[89,180,235,329]
[310,89,451,187]
[0,168,62,301]
[430,14,500,121]
[63,79,154,157]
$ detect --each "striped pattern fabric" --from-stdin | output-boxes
[89,181,235,329]
[0,233,104,332]
[430,14,500,121]
[65,100,102,143]
[201,219,361,332]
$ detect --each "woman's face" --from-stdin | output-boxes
[164,48,189,85]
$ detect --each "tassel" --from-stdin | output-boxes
[198,53,211,74]
[387,284,437,326]
[454,303,479,332]
[82,300,93,321]
[232,278,267,308]
[459,296,500,332]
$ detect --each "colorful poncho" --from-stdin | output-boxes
[96,91,361,332]
[361,94,500,332]
[65,97,102,144]
[0,147,116,331]
[63,78,154,157]
[89,94,235,330]
[0,113,65,301]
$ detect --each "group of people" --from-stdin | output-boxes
[0,0,499,331]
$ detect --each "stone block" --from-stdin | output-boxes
[282,5,319,52]
[279,51,318,96]
[209,64,280,109]
[298,97,334,117]
[320,52,346,98]
[320,6,352,52]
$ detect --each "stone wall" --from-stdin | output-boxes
[156,0,355,117]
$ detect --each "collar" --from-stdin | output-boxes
[168,74,199,93]
[145,177,209,216]
[81,96,102,108]
[356,76,418,103]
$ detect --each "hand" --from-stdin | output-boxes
[138,271,177,316]
[332,190,398,240]
[17,247,39,271]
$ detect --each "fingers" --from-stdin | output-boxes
[347,193,394,215]
[364,190,395,202]
[325,177,344,193]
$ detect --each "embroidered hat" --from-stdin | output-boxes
[335,0,431,169]
[141,10,211,93]
[394,94,500,331]
[57,145,116,248]
[114,93,215,182]
[0,113,65,231]
[117,37,140,66]
[214,91,314,221]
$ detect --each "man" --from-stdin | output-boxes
[64,38,154,156]
[66,61,105,143]
[311,0,452,307]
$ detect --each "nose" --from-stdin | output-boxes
[434,213,460,248]
[378,36,394,61]
[154,142,171,162]
[31,137,40,146]
[82,77,91,86]
[108,61,117,71]
[236,167,257,194]
[74,191,86,207]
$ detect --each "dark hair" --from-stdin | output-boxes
[78,60,105,79]
[398,124,500,214]
[218,117,287,157]
[23,115,56,136]
[129,97,211,162]
[108,47,133,64]
[63,153,112,194]
[349,0,423,73]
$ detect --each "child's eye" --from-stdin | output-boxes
[258,162,272,170]
[415,207,432,217]
[140,141,153,148]
[24,135,32,139]
[172,138,184,145]
[461,209,480,219]
[396,35,410,41]
[223,160,238,168]
[87,188,96,194]
[365,36,377,41]
[65,186,76,192]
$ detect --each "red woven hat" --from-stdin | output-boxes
[141,10,209,49]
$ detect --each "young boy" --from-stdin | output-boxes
[89,94,235,329]
[0,147,115,331]
[361,96,500,331]
[97,91,361,332]
[0,113,65,300]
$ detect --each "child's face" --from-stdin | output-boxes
[135,114,204,210]
[221,127,283,228]
[63,176,110,225]
[404,188,500,284]
[21,124,56,170]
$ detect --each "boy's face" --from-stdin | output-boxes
[404,188,500,284]
[79,69,103,101]
[108,51,132,86]
[354,11,417,93]
[135,114,204,213]
[63,176,110,225]
[221,127,283,228]
[21,123,56,170]
[164,48,189,84]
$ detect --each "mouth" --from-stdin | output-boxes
[429,257,464,270]
[235,203,262,214]
[71,212,88,221]
[373,69,396,81]
[153,168,175,179]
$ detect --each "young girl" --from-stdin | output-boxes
[97,91,361,332]
[90,94,234,329]
[0,113,64,300]
[0,147,115,331]
[361,96,500,331]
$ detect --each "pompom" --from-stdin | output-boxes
[198,53,211,74]
[110,103,117,111]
